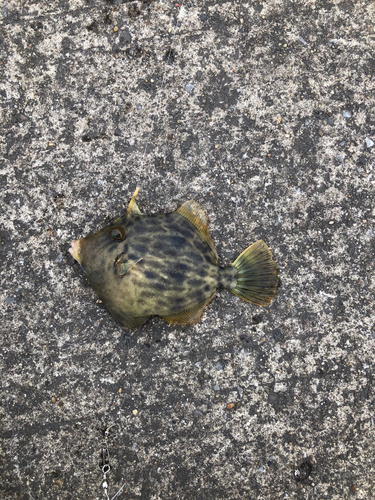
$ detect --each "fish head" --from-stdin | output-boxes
[69,216,129,286]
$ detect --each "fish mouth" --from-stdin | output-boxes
[69,239,82,263]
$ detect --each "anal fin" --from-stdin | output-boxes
[161,293,215,325]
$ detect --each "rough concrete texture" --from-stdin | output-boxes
[1,0,375,498]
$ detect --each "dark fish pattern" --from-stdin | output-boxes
[69,188,279,329]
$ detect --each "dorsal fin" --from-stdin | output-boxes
[176,199,218,264]
[126,187,142,216]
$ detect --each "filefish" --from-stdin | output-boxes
[69,188,278,329]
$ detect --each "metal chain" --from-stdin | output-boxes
[101,446,111,500]
[100,425,114,500]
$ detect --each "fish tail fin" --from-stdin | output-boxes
[230,240,278,306]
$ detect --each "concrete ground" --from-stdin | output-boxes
[1,0,375,498]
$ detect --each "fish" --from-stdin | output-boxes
[69,188,279,329]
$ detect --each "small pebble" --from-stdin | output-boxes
[342,110,352,118]
[252,314,263,324]
[295,462,312,482]
[227,403,235,410]
[336,154,344,164]
[359,156,366,165]
[299,36,307,45]
[215,362,223,371]
[132,409,138,416]
[241,336,251,349]
[365,138,374,148]
[192,409,202,418]
[185,83,194,93]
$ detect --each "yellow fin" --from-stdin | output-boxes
[126,187,142,216]
[161,293,215,325]
[176,199,218,264]
[231,240,278,306]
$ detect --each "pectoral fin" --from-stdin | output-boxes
[115,254,143,276]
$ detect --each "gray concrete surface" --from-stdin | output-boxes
[1,0,375,498]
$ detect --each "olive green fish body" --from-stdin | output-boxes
[69,189,278,329]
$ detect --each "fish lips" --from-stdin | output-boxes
[69,239,82,262]
[69,238,106,284]
[69,239,87,274]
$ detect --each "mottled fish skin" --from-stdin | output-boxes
[73,211,236,328]
[69,189,278,329]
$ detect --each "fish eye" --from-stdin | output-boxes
[110,226,126,241]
